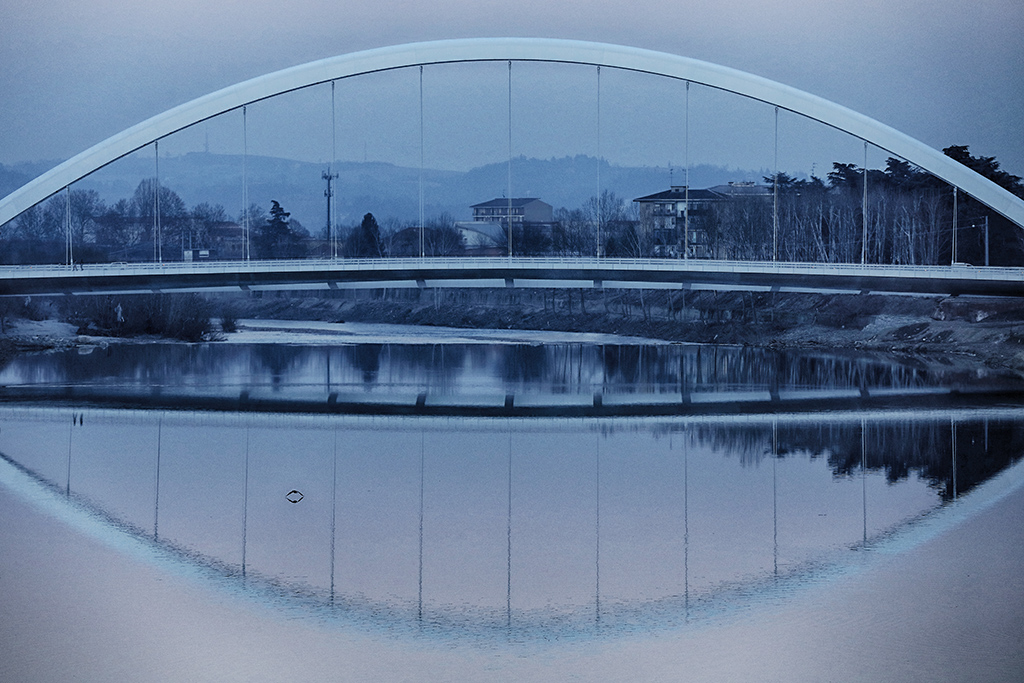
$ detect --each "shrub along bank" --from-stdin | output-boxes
[59,293,220,342]
[6,286,1023,373]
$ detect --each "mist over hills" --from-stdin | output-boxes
[0,161,54,203]
[2,154,768,231]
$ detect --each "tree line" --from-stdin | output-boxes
[1,179,239,264]
[2,145,1021,265]
[550,146,1024,266]
[711,146,1024,266]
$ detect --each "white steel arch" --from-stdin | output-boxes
[2,37,1022,230]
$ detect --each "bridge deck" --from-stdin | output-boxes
[2,257,1023,298]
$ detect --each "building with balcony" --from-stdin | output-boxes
[458,197,555,255]
[633,182,770,258]
[470,198,553,225]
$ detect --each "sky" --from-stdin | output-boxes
[2,0,1022,181]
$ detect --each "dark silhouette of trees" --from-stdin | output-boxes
[1,199,63,263]
[60,293,217,341]
[95,199,136,257]
[701,151,1023,266]
[513,222,553,256]
[0,189,109,264]
[131,178,188,258]
[944,145,1024,197]
[252,200,305,259]
[1,144,1020,266]
[552,207,592,256]
[345,212,384,257]
[942,145,1024,265]
[186,202,227,250]
[379,213,466,257]
[426,213,465,256]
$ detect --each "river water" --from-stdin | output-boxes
[1,323,1023,680]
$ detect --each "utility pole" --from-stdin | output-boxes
[323,168,338,257]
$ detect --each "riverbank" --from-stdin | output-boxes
[3,289,1024,377]
[231,289,1024,376]
[0,318,80,365]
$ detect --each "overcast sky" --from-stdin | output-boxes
[2,0,1022,180]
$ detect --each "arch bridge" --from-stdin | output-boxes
[1,38,1023,297]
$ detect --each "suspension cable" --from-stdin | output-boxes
[507,60,513,259]
[952,186,958,265]
[596,65,602,258]
[684,81,690,260]
[331,81,338,259]
[65,186,72,266]
[773,106,779,261]
[155,139,162,263]
[419,65,425,259]
[861,141,868,264]
[242,106,249,261]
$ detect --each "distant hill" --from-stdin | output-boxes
[0,161,60,202]
[6,153,768,231]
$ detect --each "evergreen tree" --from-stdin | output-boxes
[252,200,304,259]
[345,212,383,257]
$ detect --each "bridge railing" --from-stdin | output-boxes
[1,256,1022,282]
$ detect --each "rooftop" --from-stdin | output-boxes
[634,182,771,203]
[471,198,547,209]
[633,187,723,202]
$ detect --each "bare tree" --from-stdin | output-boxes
[552,207,592,256]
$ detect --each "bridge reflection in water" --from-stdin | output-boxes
[1,342,1022,639]
[1,341,1021,416]
[0,407,1020,638]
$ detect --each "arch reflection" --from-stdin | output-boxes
[2,405,1022,640]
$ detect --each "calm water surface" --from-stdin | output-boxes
[1,338,1022,641]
